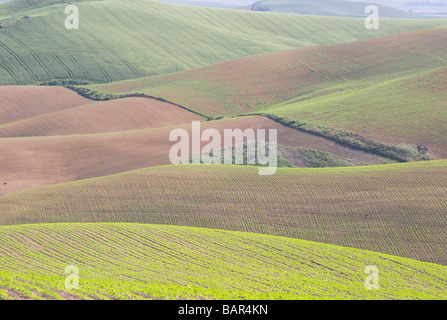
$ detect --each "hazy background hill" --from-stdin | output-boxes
[155,0,447,17]
[352,0,447,16]
[247,0,417,18]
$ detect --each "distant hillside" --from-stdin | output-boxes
[248,0,417,18]
[0,0,447,85]
[353,0,447,17]
[155,0,254,8]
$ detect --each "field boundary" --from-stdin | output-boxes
[245,113,432,163]
[62,85,432,163]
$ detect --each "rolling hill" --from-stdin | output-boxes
[87,28,447,157]
[1,161,447,265]
[1,0,447,85]
[0,223,446,300]
[0,107,387,194]
[0,86,94,125]
[1,0,446,302]
[265,65,447,158]
[353,0,447,17]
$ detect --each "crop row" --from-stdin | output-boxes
[0,223,446,300]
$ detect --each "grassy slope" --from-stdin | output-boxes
[266,66,447,157]
[1,161,447,265]
[249,0,415,18]
[1,0,447,85]
[89,28,447,157]
[0,223,446,300]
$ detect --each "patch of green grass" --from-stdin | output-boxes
[279,146,350,167]
[190,142,295,168]
[189,142,349,168]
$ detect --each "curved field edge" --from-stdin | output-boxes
[0,223,446,300]
[261,66,447,159]
[1,161,447,265]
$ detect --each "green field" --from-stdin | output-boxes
[0,223,446,300]
[1,161,447,265]
[263,66,447,157]
[1,0,447,85]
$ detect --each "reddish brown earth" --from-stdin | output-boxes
[0,113,384,194]
[0,86,94,125]
[0,89,203,137]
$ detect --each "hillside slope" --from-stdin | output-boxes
[88,28,447,157]
[1,161,447,265]
[0,0,447,84]
[0,223,446,300]
[0,93,203,137]
[266,65,447,158]
[0,112,388,194]
[89,27,447,115]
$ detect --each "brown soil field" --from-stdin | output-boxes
[0,115,385,194]
[0,86,94,125]
[0,96,203,137]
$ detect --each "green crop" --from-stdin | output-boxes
[0,223,446,300]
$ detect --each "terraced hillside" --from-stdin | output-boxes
[0,223,446,300]
[1,161,447,265]
[1,0,447,85]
